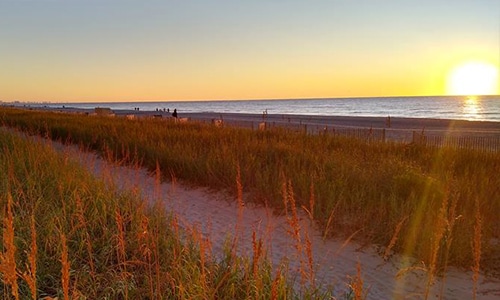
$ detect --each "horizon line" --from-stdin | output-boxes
[3,94,500,104]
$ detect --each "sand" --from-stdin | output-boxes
[35,131,498,299]
[41,105,500,142]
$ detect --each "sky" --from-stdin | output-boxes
[1,0,499,102]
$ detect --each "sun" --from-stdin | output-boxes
[446,61,498,96]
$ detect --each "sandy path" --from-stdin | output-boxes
[46,138,500,300]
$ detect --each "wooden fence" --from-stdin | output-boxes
[195,118,500,152]
[411,132,500,152]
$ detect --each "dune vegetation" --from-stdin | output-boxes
[1,106,499,298]
[0,126,342,299]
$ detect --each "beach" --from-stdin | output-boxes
[4,1,500,298]
[35,105,500,146]
[4,106,500,298]
[37,106,500,135]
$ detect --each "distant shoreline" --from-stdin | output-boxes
[4,95,500,123]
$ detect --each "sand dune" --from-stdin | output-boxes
[8,108,500,298]
[50,137,499,299]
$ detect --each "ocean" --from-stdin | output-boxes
[23,95,500,122]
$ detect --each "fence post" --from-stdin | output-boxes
[382,128,386,142]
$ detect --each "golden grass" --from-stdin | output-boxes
[60,233,70,300]
[350,261,365,300]
[425,194,449,299]
[22,214,37,300]
[0,127,332,298]
[0,193,19,300]
[472,197,482,300]
[383,215,407,261]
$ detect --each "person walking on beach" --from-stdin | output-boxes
[172,109,178,118]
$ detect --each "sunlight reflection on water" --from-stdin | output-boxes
[462,96,483,120]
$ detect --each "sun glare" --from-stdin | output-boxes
[446,61,498,96]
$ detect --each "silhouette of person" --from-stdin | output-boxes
[172,109,178,118]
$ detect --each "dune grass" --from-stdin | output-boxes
[0,128,342,299]
[1,107,499,281]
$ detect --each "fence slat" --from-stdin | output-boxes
[213,118,500,152]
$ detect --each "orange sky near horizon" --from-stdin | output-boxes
[1,1,499,102]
